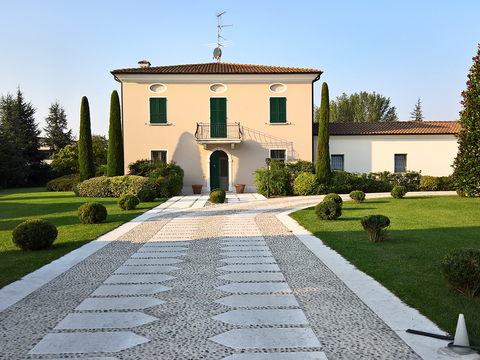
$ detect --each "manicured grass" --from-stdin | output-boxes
[0,187,166,289]
[290,196,480,341]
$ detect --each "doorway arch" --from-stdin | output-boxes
[207,148,233,191]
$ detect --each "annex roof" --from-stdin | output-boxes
[313,121,461,136]
[111,62,323,75]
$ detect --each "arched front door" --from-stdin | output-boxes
[210,150,228,191]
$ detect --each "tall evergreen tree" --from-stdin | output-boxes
[43,101,74,152]
[409,97,424,121]
[107,90,124,176]
[453,44,480,196]
[316,82,330,183]
[78,96,95,181]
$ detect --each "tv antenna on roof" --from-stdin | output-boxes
[204,11,233,62]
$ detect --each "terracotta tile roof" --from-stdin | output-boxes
[313,121,462,136]
[112,62,322,75]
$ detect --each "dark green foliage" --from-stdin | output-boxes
[316,82,330,183]
[420,176,440,191]
[128,159,159,176]
[43,101,74,152]
[349,190,366,203]
[361,215,390,242]
[453,44,480,197]
[410,97,424,122]
[118,194,140,210]
[78,96,95,182]
[92,135,108,168]
[315,199,342,220]
[51,145,79,173]
[78,202,107,224]
[293,172,318,196]
[440,248,480,298]
[253,160,292,196]
[12,219,58,251]
[391,185,407,198]
[96,164,108,177]
[210,188,226,203]
[287,160,315,179]
[107,90,124,177]
[324,193,343,205]
[330,91,398,122]
[74,175,151,198]
[137,189,156,202]
[438,176,455,191]
[46,174,80,191]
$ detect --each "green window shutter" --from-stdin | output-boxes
[270,97,286,123]
[150,98,167,124]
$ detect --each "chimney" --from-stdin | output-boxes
[138,60,151,68]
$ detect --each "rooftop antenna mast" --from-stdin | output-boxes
[213,11,232,62]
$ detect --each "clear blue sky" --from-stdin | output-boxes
[1,0,479,137]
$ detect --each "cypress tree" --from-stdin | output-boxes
[78,96,95,181]
[107,90,124,176]
[453,44,480,196]
[316,82,330,183]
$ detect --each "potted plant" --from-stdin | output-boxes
[235,184,245,193]
[192,184,203,194]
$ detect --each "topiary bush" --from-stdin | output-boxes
[324,193,343,205]
[349,190,365,203]
[293,172,319,196]
[137,189,156,202]
[118,194,140,210]
[315,199,342,220]
[78,202,107,224]
[419,176,440,191]
[74,175,151,198]
[46,174,80,192]
[12,219,58,251]
[391,185,407,199]
[440,248,480,298]
[210,188,226,204]
[361,215,390,243]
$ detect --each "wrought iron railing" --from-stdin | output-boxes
[195,122,242,140]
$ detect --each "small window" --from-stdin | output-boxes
[331,155,344,171]
[150,98,167,124]
[151,150,167,163]
[269,97,287,123]
[394,154,407,173]
[270,149,286,163]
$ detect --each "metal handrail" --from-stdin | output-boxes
[195,122,242,140]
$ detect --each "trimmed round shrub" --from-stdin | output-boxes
[324,193,343,205]
[210,188,226,204]
[361,215,390,242]
[440,248,480,298]
[12,219,58,251]
[74,175,151,198]
[46,174,80,192]
[137,189,156,202]
[315,199,342,220]
[349,190,366,203]
[118,194,140,210]
[78,202,107,224]
[391,185,407,199]
[293,172,318,196]
[419,176,440,191]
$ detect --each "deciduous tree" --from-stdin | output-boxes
[453,44,480,196]
[330,91,398,122]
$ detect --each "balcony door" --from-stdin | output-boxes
[210,98,227,138]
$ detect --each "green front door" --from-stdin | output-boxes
[210,98,227,138]
[210,151,220,190]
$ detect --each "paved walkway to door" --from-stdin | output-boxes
[0,191,478,360]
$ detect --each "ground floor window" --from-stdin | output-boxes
[270,149,286,162]
[151,150,167,163]
[394,154,407,173]
[331,155,344,171]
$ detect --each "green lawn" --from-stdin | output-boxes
[0,187,166,289]
[290,196,480,341]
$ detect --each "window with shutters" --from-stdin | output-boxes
[270,149,287,163]
[151,150,167,163]
[331,155,344,171]
[149,98,167,124]
[394,154,407,173]
[269,97,287,123]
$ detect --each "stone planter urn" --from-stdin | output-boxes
[235,184,246,194]
[192,185,203,194]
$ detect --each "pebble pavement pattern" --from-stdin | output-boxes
[0,196,423,360]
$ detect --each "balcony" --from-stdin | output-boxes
[195,122,243,149]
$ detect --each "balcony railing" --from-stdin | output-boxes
[195,122,242,143]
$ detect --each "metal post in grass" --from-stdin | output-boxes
[265,157,271,198]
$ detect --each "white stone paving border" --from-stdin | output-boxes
[276,192,480,360]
